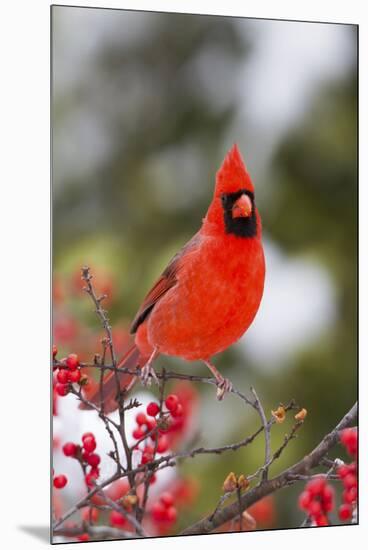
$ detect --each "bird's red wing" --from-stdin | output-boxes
[130,233,201,334]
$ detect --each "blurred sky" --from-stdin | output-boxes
[53,10,355,181]
[52,8,355,372]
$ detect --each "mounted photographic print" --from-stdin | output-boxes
[51,5,358,543]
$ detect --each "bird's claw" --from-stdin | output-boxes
[216,377,233,400]
[140,362,159,386]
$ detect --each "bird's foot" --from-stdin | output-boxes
[140,361,159,387]
[203,360,233,401]
[215,376,233,401]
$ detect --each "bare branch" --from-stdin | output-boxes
[251,387,271,481]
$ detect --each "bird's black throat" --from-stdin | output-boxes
[221,189,257,238]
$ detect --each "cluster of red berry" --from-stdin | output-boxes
[53,348,85,397]
[62,432,101,488]
[298,427,358,526]
[131,394,183,477]
[337,428,357,521]
[151,491,178,527]
[298,477,334,526]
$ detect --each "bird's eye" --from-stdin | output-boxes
[220,194,227,205]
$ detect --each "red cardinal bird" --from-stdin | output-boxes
[81,144,265,412]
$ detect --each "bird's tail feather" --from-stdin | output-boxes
[79,344,140,413]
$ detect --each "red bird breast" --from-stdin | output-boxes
[147,232,265,360]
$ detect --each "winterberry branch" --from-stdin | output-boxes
[180,401,357,535]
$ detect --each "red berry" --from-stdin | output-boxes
[308,500,322,518]
[81,450,90,462]
[160,492,174,508]
[338,503,352,521]
[337,465,350,479]
[298,491,312,511]
[85,471,98,487]
[141,444,154,463]
[306,477,326,497]
[53,474,67,489]
[340,428,357,446]
[151,502,166,521]
[347,443,357,456]
[52,345,58,358]
[62,442,78,457]
[165,394,179,413]
[56,369,70,384]
[77,534,89,542]
[343,474,357,490]
[147,402,160,417]
[165,505,178,523]
[321,484,335,504]
[69,369,81,383]
[340,429,358,456]
[66,353,79,371]
[82,432,94,442]
[141,451,153,465]
[110,510,126,527]
[83,436,96,453]
[316,515,329,526]
[156,435,169,454]
[171,403,183,418]
[133,427,145,440]
[55,383,69,397]
[146,418,157,431]
[344,487,357,504]
[87,453,101,468]
[136,412,147,425]
[149,473,157,485]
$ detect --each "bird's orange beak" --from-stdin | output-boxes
[232,194,252,218]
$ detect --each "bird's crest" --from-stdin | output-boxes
[215,144,254,196]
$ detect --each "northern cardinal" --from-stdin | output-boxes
[81,144,265,411]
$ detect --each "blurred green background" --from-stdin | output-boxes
[52,7,357,532]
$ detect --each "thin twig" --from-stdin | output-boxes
[81,267,133,488]
[251,387,271,481]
